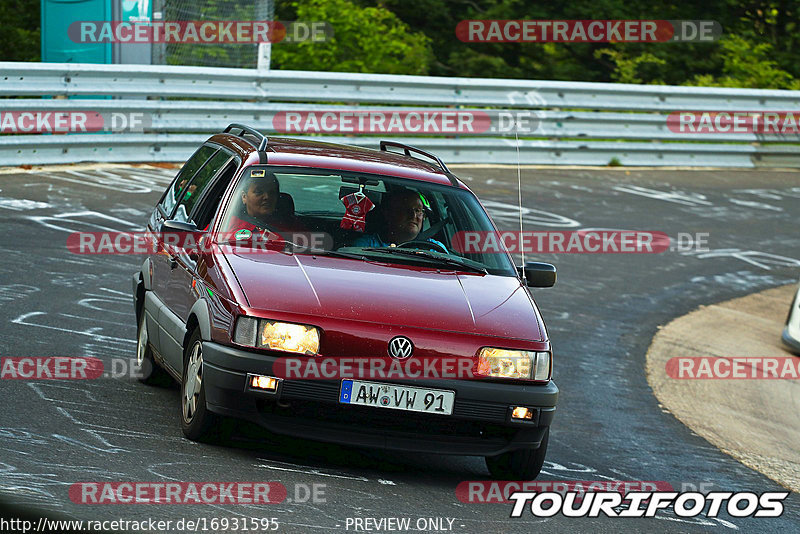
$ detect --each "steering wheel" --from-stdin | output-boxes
[398,240,449,254]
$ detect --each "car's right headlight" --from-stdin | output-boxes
[233,317,320,356]
[476,348,551,381]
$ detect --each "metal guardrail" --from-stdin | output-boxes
[2,61,800,167]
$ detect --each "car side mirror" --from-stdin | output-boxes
[161,220,200,233]
[517,262,556,288]
[160,220,204,261]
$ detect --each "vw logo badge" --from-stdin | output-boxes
[388,336,414,360]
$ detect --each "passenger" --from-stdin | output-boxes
[352,189,447,251]
[227,173,288,233]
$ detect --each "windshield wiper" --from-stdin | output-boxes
[306,248,370,261]
[360,248,487,274]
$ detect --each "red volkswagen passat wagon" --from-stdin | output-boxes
[132,124,558,479]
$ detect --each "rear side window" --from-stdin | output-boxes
[161,145,217,215]
[172,150,232,223]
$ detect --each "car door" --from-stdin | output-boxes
[158,149,236,372]
[163,148,235,318]
[169,155,238,322]
[146,145,218,361]
[150,144,218,309]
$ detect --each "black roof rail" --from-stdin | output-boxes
[224,123,270,163]
[379,140,459,186]
[224,123,265,143]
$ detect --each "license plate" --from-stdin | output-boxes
[339,380,454,416]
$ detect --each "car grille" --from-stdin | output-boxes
[453,400,508,421]
[257,399,515,441]
[281,380,335,402]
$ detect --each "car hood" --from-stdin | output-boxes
[224,250,544,341]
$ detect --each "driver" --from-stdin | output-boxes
[352,189,447,251]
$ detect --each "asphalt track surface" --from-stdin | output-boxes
[0,163,799,533]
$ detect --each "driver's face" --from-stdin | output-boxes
[386,195,425,243]
[242,179,278,220]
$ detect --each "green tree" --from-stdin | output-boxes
[363,0,800,88]
[0,0,40,61]
[595,48,666,84]
[272,0,432,74]
[685,34,799,89]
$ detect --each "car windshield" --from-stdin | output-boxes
[216,165,517,276]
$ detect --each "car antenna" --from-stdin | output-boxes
[514,121,526,284]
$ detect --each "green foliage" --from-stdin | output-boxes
[359,0,800,89]
[607,157,622,166]
[0,0,40,61]
[8,0,800,90]
[271,0,432,74]
[594,48,666,84]
[684,35,800,89]
[165,0,257,68]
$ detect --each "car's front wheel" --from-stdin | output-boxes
[180,329,220,441]
[135,308,170,386]
[485,428,549,480]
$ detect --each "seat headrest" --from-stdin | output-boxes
[277,192,294,218]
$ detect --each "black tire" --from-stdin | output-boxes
[180,328,221,442]
[135,308,171,386]
[485,428,549,480]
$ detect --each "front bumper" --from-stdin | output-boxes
[202,341,558,456]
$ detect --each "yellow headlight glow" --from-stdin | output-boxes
[477,348,551,380]
[250,375,280,391]
[260,321,320,355]
[511,407,534,420]
[477,348,534,379]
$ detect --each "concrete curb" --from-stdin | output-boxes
[646,284,800,492]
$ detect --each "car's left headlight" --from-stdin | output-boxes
[234,317,320,355]
[476,348,551,381]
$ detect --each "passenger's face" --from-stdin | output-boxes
[386,195,425,243]
[242,180,278,219]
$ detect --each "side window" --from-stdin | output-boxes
[160,145,217,216]
[425,190,450,236]
[193,161,238,230]
[173,151,232,224]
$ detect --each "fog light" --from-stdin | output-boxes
[248,374,280,392]
[511,406,534,420]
